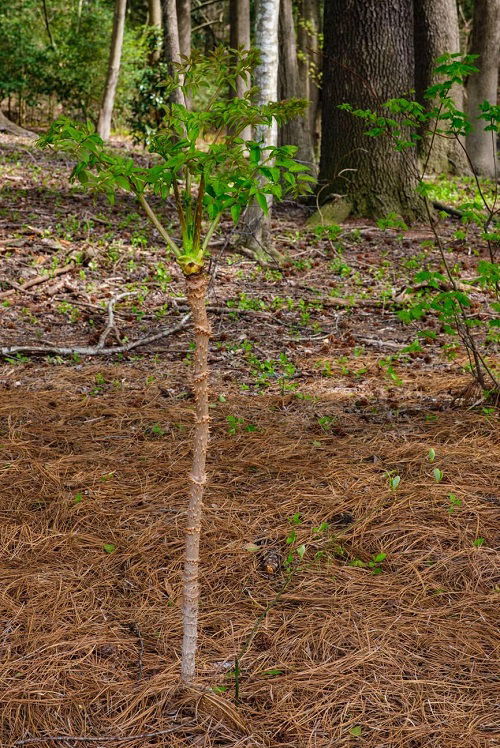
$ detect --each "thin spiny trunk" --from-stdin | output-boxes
[181,272,211,684]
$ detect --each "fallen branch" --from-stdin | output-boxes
[0,110,36,138]
[356,337,407,350]
[0,263,74,299]
[432,200,463,219]
[1,313,191,358]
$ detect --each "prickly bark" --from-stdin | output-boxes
[466,0,500,177]
[181,272,210,684]
[97,0,127,141]
[229,0,252,141]
[297,0,321,154]
[318,0,425,221]
[414,0,467,174]
[278,0,315,171]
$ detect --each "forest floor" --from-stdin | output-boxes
[0,134,499,747]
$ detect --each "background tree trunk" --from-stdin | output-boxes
[147,0,162,64]
[229,0,252,141]
[414,0,467,174]
[466,0,500,177]
[240,0,281,252]
[318,0,424,220]
[297,0,321,156]
[176,0,191,58]
[161,0,185,105]
[278,0,315,171]
[0,110,36,138]
[97,0,127,141]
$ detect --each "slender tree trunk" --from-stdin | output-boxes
[147,0,162,64]
[180,272,211,684]
[161,0,185,105]
[177,0,191,58]
[414,0,467,174]
[297,0,321,154]
[466,0,500,177]
[278,0,315,170]
[229,0,252,141]
[97,0,127,141]
[240,0,280,253]
[318,0,425,220]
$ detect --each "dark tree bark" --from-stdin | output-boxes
[297,0,321,152]
[318,0,425,220]
[466,0,500,177]
[97,0,127,141]
[229,0,252,140]
[278,0,315,170]
[176,0,191,58]
[414,0,467,173]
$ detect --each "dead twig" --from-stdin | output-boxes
[0,263,74,299]
[1,313,191,358]
[97,292,135,349]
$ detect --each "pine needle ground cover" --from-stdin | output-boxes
[0,367,498,747]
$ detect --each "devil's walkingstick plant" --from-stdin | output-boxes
[38,46,312,684]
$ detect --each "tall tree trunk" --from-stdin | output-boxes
[297,0,321,154]
[229,0,252,141]
[180,272,211,684]
[278,0,315,170]
[318,0,424,221]
[240,0,281,253]
[414,0,467,174]
[161,0,185,105]
[97,0,127,141]
[466,0,500,177]
[147,0,162,64]
[177,0,191,58]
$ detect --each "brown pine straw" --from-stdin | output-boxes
[0,372,498,747]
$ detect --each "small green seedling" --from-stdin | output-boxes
[447,493,462,513]
[226,415,245,435]
[350,552,387,574]
[318,415,336,432]
[428,448,436,463]
[103,543,116,553]
[147,423,165,437]
[385,471,401,491]
[473,537,485,547]
[433,468,443,482]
